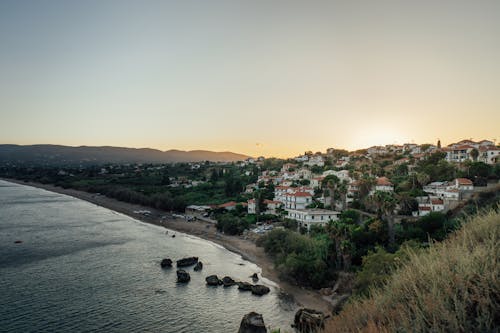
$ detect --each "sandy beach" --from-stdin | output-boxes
[2,178,332,314]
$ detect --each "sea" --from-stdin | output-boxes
[0,180,296,332]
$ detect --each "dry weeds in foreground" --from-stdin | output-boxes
[325,209,499,333]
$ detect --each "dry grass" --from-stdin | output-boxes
[326,209,499,333]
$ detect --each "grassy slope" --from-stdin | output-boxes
[326,209,499,333]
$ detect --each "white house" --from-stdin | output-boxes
[287,208,340,231]
[247,199,256,214]
[284,191,313,210]
[372,177,394,193]
[305,155,325,167]
[478,145,500,165]
[453,178,474,191]
[444,145,475,163]
[310,176,325,189]
[413,197,445,217]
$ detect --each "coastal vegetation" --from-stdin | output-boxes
[325,208,500,332]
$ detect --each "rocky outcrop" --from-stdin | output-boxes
[237,282,253,291]
[251,273,259,281]
[251,285,270,296]
[193,261,203,271]
[160,258,173,268]
[222,276,236,287]
[206,275,222,286]
[293,308,326,333]
[176,270,191,283]
[238,312,267,333]
[176,257,198,267]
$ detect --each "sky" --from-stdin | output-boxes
[0,0,499,158]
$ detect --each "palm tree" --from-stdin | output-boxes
[323,175,340,210]
[370,191,397,249]
[326,219,345,269]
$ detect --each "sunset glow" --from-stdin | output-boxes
[0,1,499,157]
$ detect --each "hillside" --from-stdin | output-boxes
[326,209,500,333]
[0,145,250,165]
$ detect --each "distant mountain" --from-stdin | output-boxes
[0,144,251,165]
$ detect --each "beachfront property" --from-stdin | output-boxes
[287,208,340,231]
[185,205,211,217]
[247,199,282,215]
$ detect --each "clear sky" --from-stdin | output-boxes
[1,0,499,158]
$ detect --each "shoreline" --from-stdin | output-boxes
[1,178,333,314]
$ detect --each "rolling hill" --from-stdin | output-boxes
[0,144,251,165]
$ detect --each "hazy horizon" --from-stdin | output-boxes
[1,0,499,158]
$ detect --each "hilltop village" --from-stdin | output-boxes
[186,139,499,231]
[1,138,499,295]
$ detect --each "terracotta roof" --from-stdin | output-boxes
[479,145,499,151]
[431,199,444,205]
[376,177,393,186]
[420,206,432,211]
[456,178,473,185]
[247,199,255,204]
[289,192,313,197]
[219,201,237,208]
[453,145,475,150]
[264,199,281,205]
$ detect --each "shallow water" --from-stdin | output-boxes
[0,180,296,332]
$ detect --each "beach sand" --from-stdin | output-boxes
[2,179,333,314]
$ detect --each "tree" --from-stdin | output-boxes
[370,191,397,249]
[470,148,479,162]
[323,175,340,210]
[416,172,430,187]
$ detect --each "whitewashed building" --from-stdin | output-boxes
[287,209,340,231]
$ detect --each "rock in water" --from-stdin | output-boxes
[205,275,221,286]
[176,270,190,283]
[293,308,326,333]
[237,282,253,291]
[193,261,203,271]
[176,256,199,267]
[222,276,236,287]
[251,273,259,281]
[160,258,173,268]
[238,312,267,333]
[251,285,270,296]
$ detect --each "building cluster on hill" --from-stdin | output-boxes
[183,138,498,232]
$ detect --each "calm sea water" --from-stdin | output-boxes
[0,180,296,332]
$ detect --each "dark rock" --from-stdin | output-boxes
[172,234,176,238]
[205,275,221,286]
[293,308,326,333]
[160,258,173,268]
[176,270,190,283]
[251,273,259,281]
[176,256,198,267]
[237,282,253,291]
[193,261,203,271]
[222,276,236,287]
[251,285,270,296]
[14,240,22,244]
[238,312,267,333]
